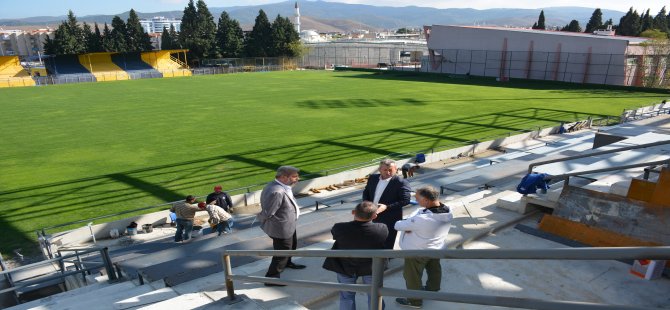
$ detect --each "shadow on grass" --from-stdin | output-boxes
[0,107,606,254]
[297,98,427,109]
[334,71,670,95]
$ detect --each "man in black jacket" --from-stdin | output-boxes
[206,185,234,234]
[323,201,388,310]
[362,159,412,249]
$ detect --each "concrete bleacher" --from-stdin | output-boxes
[0,56,35,88]
[44,55,97,84]
[111,52,163,79]
[7,115,670,310]
[78,53,130,82]
[140,51,192,78]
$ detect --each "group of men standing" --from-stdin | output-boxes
[256,159,453,309]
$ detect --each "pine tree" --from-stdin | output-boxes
[88,23,104,52]
[617,8,641,36]
[270,15,300,57]
[110,16,128,52]
[532,10,546,30]
[82,22,92,53]
[179,0,198,55]
[216,11,244,57]
[48,10,87,55]
[102,23,114,52]
[561,20,582,32]
[246,9,272,57]
[584,8,603,33]
[640,9,654,33]
[195,0,218,59]
[653,6,668,34]
[161,26,174,50]
[126,9,153,51]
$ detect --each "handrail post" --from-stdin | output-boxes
[223,254,237,301]
[370,257,385,310]
[100,247,117,282]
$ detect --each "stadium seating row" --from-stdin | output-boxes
[2,50,191,88]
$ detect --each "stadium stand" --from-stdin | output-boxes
[44,55,97,84]
[141,50,192,78]
[0,56,35,88]
[111,52,163,80]
[78,53,130,82]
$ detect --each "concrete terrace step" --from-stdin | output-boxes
[117,201,363,286]
[8,281,141,310]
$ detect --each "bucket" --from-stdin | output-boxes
[142,224,153,233]
[127,227,137,236]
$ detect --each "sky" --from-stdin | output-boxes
[0,0,668,19]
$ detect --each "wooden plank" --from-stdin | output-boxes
[538,215,660,247]
[627,179,656,202]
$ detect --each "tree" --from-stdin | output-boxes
[87,23,104,52]
[270,15,301,57]
[532,10,546,30]
[561,20,582,32]
[179,0,198,56]
[617,8,641,36]
[195,0,218,59]
[216,11,244,57]
[245,9,272,57]
[101,23,115,52]
[396,28,410,34]
[640,9,654,33]
[653,6,668,34]
[110,16,128,52]
[638,35,670,87]
[584,8,603,33]
[47,10,87,55]
[126,9,153,51]
[161,26,175,50]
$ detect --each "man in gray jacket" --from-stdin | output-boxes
[257,166,306,286]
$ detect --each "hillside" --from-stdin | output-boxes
[0,1,626,32]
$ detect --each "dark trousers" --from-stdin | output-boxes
[403,257,442,305]
[265,230,297,278]
[374,219,399,249]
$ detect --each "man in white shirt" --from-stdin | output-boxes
[394,186,453,308]
[362,159,412,249]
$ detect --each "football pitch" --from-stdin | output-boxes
[0,70,666,255]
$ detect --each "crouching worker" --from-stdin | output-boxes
[394,186,453,309]
[198,202,233,236]
[323,201,389,310]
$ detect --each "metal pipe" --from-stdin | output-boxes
[370,257,385,310]
[230,275,369,292]
[101,247,117,282]
[547,159,670,181]
[223,254,236,301]
[222,246,670,260]
[528,140,670,173]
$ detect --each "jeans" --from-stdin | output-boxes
[216,217,234,235]
[336,273,385,310]
[175,218,193,242]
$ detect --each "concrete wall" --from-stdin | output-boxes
[554,186,670,245]
[300,42,428,68]
[425,25,631,85]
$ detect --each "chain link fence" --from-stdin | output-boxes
[298,42,429,69]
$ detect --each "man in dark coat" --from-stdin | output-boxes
[323,201,388,310]
[206,185,234,234]
[362,159,412,249]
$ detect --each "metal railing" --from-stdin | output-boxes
[221,247,670,310]
[528,140,670,174]
[547,159,670,186]
[0,247,117,299]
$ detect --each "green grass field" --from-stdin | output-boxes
[0,70,666,255]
